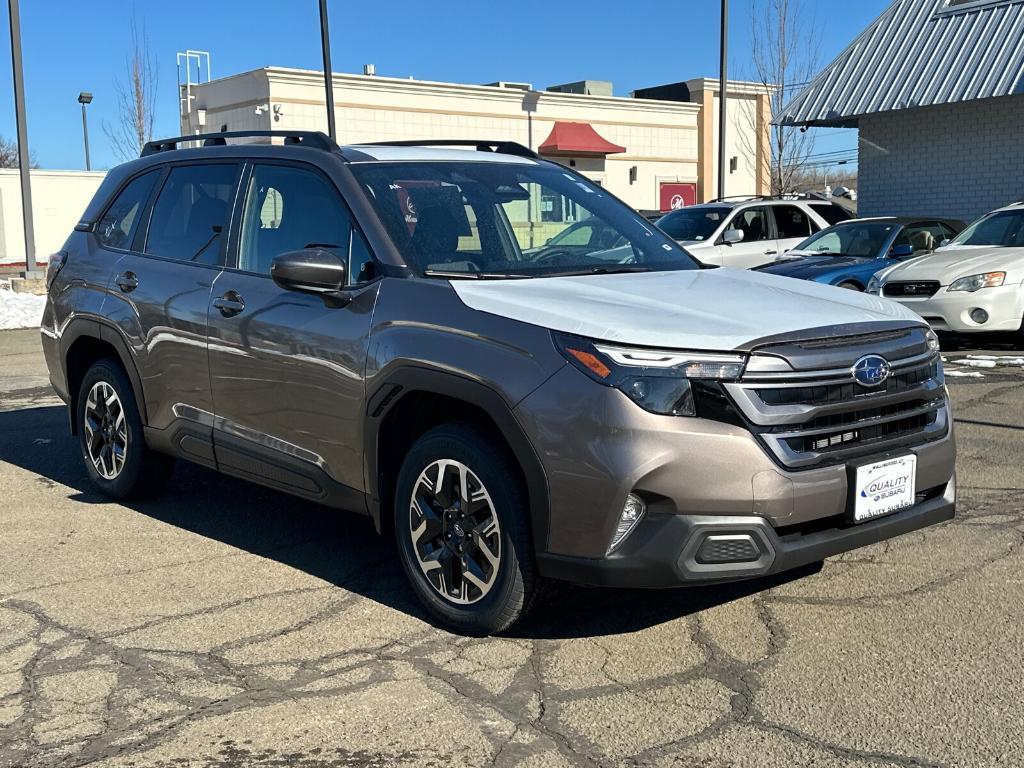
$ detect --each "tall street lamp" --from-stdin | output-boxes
[318,0,336,141]
[78,91,93,171]
[7,0,37,275]
[718,0,729,201]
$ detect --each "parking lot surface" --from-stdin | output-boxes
[1,327,1022,768]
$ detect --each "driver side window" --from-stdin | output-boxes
[728,207,771,243]
[238,164,351,276]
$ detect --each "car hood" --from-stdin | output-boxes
[756,253,874,279]
[885,246,1024,285]
[450,268,923,350]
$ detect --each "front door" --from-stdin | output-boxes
[103,162,240,457]
[718,205,779,268]
[205,162,380,503]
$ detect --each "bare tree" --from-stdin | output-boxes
[103,16,158,161]
[0,134,38,168]
[746,0,821,194]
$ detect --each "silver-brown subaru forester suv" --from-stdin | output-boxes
[41,131,955,635]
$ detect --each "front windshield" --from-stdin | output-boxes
[349,161,698,277]
[792,221,897,258]
[951,209,1024,247]
[656,207,730,242]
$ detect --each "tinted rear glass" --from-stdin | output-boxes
[144,164,239,265]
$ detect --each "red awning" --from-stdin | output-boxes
[538,122,626,157]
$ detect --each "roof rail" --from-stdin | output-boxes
[362,139,539,160]
[141,130,339,157]
[706,192,829,204]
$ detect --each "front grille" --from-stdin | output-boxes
[758,362,938,407]
[883,281,940,298]
[724,330,948,469]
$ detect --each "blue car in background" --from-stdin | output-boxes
[754,217,965,291]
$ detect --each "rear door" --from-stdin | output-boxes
[771,204,817,258]
[718,205,778,268]
[205,161,380,502]
[102,161,240,462]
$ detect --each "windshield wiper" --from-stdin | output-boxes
[540,265,653,278]
[423,270,531,280]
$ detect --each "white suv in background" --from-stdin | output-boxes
[868,202,1024,336]
[656,196,852,269]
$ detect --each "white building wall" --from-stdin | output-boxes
[859,96,1024,222]
[185,69,777,211]
[0,170,106,266]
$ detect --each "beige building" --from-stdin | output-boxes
[181,67,772,212]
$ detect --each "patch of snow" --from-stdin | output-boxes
[958,359,997,368]
[944,370,985,378]
[0,287,46,330]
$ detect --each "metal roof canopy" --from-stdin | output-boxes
[776,0,1024,128]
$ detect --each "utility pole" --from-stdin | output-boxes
[718,0,729,201]
[78,92,93,171]
[7,0,37,275]
[318,0,337,141]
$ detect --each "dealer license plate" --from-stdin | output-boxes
[852,455,917,523]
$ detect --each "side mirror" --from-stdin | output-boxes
[890,244,915,259]
[939,239,951,247]
[271,248,350,306]
[722,228,745,245]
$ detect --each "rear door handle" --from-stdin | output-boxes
[213,291,245,317]
[115,272,138,292]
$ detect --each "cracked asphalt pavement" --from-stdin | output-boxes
[1,328,1022,767]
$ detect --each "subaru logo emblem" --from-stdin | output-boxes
[852,354,891,387]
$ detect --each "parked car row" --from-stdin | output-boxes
[654,196,1024,339]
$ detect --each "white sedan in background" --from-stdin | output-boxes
[868,202,1024,335]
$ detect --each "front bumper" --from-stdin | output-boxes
[537,475,955,588]
[883,282,1024,333]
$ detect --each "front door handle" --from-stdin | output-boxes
[115,271,138,292]
[213,291,245,317]
[764,250,778,256]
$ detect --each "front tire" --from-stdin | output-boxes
[394,423,539,635]
[77,359,174,500]
[837,281,863,291]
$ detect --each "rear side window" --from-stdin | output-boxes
[773,205,814,239]
[810,203,853,226]
[144,164,239,265]
[95,170,160,251]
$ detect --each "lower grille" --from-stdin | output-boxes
[883,281,940,298]
[724,328,949,469]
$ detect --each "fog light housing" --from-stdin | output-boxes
[970,308,989,324]
[696,534,762,564]
[608,493,646,554]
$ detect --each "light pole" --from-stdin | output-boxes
[718,0,729,201]
[78,92,93,171]
[7,0,36,275]
[825,160,848,195]
[318,0,336,141]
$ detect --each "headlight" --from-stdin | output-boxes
[554,333,746,416]
[947,272,1006,292]
[866,276,882,295]
[925,329,941,353]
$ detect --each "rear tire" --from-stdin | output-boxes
[76,359,174,500]
[394,423,539,635]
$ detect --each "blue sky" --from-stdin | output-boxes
[0,0,890,170]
